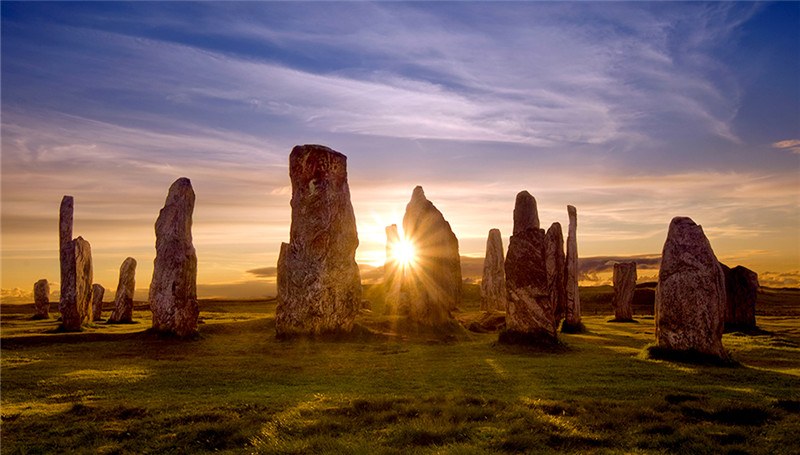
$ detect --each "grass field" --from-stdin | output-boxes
[2,285,799,454]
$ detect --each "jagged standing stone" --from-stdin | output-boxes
[399,186,461,325]
[149,178,198,337]
[563,205,582,331]
[384,224,404,315]
[655,217,727,359]
[91,284,105,321]
[33,279,50,319]
[545,223,566,323]
[513,191,539,234]
[60,237,92,331]
[721,264,758,331]
[612,262,636,321]
[110,257,137,323]
[502,191,556,343]
[276,145,361,336]
[481,228,506,311]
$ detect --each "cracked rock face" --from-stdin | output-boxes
[60,236,93,331]
[110,257,137,323]
[545,223,566,324]
[481,228,506,312]
[276,145,361,336]
[612,262,637,321]
[655,217,727,358]
[564,205,581,328]
[91,284,105,321]
[149,178,198,337]
[34,279,50,319]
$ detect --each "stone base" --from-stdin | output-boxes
[497,329,561,349]
[723,323,761,334]
[607,318,638,323]
[560,321,586,333]
[644,345,735,366]
[31,314,50,320]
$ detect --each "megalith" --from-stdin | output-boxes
[59,195,76,321]
[33,279,50,319]
[612,262,636,321]
[60,237,93,331]
[275,145,361,336]
[502,191,556,343]
[480,228,506,311]
[655,217,727,359]
[384,224,403,315]
[399,186,461,325]
[110,257,137,323]
[91,284,105,321]
[545,222,566,324]
[149,178,198,337]
[563,205,582,331]
[721,264,759,332]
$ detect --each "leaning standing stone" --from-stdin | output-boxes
[275,145,361,336]
[654,217,727,359]
[721,264,759,332]
[110,257,137,323]
[91,284,105,321]
[149,178,198,337]
[611,262,636,321]
[563,205,582,331]
[33,279,50,319]
[61,237,93,331]
[481,229,506,311]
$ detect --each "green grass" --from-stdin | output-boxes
[2,285,799,454]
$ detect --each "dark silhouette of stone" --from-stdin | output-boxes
[563,205,582,331]
[59,195,75,320]
[513,190,539,234]
[399,186,461,325]
[60,237,92,331]
[33,279,50,319]
[110,257,137,323]
[384,224,403,315]
[721,264,758,332]
[149,178,198,337]
[612,262,636,321]
[502,192,556,343]
[545,223,566,324]
[276,145,361,336]
[481,228,506,311]
[91,284,105,321]
[655,217,727,359]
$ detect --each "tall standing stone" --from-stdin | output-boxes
[481,229,506,311]
[59,196,75,319]
[399,186,461,325]
[33,279,50,319]
[60,237,92,331]
[110,257,137,323]
[612,262,636,321]
[655,217,727,359]
[91,284,105,321]
[721,264,759,331]
[502,191,556,343]
[563,205,582,331]
[545,223,566,323]
[384,224,404,315]
[275,145,361,336]
[149,178,198,337]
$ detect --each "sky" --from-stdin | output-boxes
[2,1,799,302]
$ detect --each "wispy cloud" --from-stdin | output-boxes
[773,139,800,154]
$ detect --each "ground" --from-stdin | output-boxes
[1,285,799,454]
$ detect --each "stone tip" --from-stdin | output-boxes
[61,195,74,202]
[488,228,501,236]
[670,216,696,226]
[291,144,346,160]
[411,185,426,200]
[171,177,193,187]
[567,205,577,215]
[516,190,533,202]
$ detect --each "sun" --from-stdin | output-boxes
[393,239,416,266]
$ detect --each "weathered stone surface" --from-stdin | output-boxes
[149,178,198,337]
[384,224,403,315]
[612,262,636,321]
[655,217,727,358]
[564,205,582,330]
[33,279,50,319]
[91,284,105,321]
[61,237,92,331]
[513,190,539,234]
[59,195,75,320]
[503,192,556,342]
[399,186,461,325]
[721,264,758,331]
[545,223,566,323]
[110,257,137,323]
[481,228,506,311]
[276,145,361,336]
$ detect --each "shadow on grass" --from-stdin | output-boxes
[642,344,740,367]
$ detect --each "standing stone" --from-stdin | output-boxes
[481,229,506,311]
[655,217,727,359]
[563,205,582,331]
[545,223,566,323]
[275,145,361,336]
[721,264,759,331]
[399,186,461,325]
[502,191,556,343]
[513,191,539,235]
[60,237,92,331]
[384,224,404,315]
[110,257,137,323]
[59,196,75,319]
[612,262,637,321]
[91,284,105,321]
[149,178,198,337]
[33,279,50,319]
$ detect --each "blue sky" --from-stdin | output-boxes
[2,1,798,300]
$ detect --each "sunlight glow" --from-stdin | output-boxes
[393,239,416,266]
